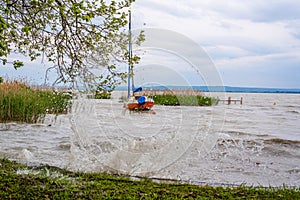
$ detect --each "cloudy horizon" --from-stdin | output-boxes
[131,0,300,88]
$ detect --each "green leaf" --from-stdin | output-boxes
[1,59,7,65]
[21,26,31,33]
[13,61,24,70]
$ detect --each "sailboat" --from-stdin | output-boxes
[124,11,154,111]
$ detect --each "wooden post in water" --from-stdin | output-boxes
[220,97,243,105]
[228,96,231,105]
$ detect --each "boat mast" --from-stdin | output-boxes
[130,12,135,94]
[127,11,132,99]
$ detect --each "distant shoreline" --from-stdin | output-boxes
[116,86,300,94]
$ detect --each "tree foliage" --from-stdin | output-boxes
[0,0,142,89]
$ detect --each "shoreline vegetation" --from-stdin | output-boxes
[0,80,72,123]
[120,89,219,106]
[0,158,299,199]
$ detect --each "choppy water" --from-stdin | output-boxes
[0,92,299,186]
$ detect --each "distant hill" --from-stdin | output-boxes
[116,86,300,94]
[193,86,300,94]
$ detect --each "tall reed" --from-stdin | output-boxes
[0,81,72,123]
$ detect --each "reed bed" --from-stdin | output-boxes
[150,94,218,106]
[141,89,219,106]
[0,80,72,123]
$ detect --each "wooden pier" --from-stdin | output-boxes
[219,97,243,105]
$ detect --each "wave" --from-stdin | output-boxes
[218,137,300,146]
[287,110,300,114]
[0,123,18,131]
[263,138,300,146]
[260,138,300,158]
[218,137,300,147]
[284,105,300,109]
[214,135,300,158]
[223,131,272,138]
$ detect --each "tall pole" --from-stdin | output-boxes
[127,11,132,99]
[130,12,135,93]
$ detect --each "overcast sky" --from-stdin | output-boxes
[131,0,300,88]
[1,0,300,88]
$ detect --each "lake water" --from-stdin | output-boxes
[0,92,299,186]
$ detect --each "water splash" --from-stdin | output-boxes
[69,95,222,176]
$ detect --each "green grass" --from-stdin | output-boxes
[150,94,219,106]
[0,158,299,199]
[0,81,72,123]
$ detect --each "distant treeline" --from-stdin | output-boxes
[116,86,300,94]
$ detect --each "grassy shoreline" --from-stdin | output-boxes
[0,158,299,199]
